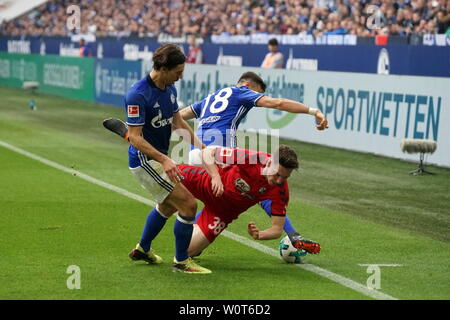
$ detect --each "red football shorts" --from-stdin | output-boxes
[196,206,236,243]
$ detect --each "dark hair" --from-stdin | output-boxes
[268,38,279,46]
[152,44,186,70]
[275,145,299,170]
[237,71,267,92]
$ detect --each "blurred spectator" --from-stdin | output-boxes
[261,38,284,69]
[79,38,92,57]
[1,0,448,37]
[436,10,450,33]
[186,34,203,64]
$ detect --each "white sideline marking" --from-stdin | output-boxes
[224,231,398,300]
[358,264,403,267]
[0,140,398,300]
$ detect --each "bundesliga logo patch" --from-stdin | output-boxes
[127,105,139,118]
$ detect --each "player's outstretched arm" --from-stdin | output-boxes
[256,96,328,130]
[180,106,197,120]
[247,216,284,240]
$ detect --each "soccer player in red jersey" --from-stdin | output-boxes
[102,118,320,262]
[180,145,320,257]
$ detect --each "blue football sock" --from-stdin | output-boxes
[260,199,273,216]
[194,209,203,223]
[260,199,298,234]
[174,214,194,262]
[282,215,297,234]
[139,208,168,252]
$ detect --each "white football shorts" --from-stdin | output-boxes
[129,153,175,204]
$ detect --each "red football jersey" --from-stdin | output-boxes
[179,147,289,224]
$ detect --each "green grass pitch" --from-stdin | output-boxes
[0,86,449,300]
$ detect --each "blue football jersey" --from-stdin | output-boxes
[125,75,179,168]
[190,86,263,148]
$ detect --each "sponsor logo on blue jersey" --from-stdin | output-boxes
[151,110,173,128]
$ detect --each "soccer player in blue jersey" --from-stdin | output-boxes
[181,71,327,250]
[183,71,327,149]
[125,43,211,274]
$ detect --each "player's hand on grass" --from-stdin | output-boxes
[162,157,183,184]
[247,222,259,240]
[211,175,224,197]
[315,111,328,130]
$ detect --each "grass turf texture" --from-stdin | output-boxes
[0,86,449,300]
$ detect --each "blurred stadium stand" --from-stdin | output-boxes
[0,1,449,76]
[0,0,48,24]
[1,0,449,37]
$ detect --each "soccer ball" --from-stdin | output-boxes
[279,235,307,264]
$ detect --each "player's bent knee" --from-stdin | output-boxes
[182,198,197,218]
[156,203,177,217]
[166,184,197,217]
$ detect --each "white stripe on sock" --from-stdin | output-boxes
[176,214,194,224]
